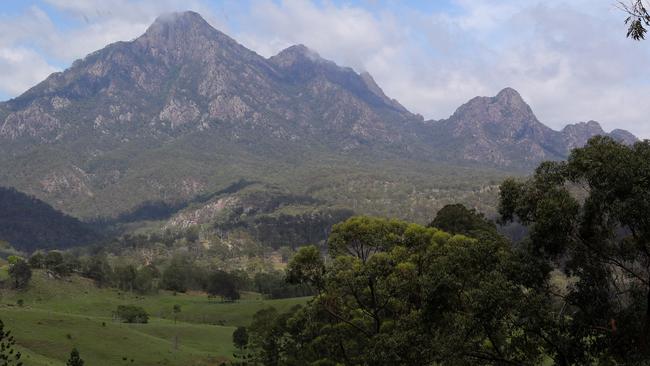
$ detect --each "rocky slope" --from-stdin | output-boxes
[429,88,635,166]
[0,11,418,150]
[0,11,638,221]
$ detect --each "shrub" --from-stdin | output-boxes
[115,305,149,324]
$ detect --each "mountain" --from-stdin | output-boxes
[431,88,565,166]
[0,11,418,150]
[0,186,98,252]
[0,11,638,224]
[429,88,636,166]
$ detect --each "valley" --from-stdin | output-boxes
[0,6,648,366]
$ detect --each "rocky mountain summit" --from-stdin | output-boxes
[429,88,635,166]
[0,11,638,220]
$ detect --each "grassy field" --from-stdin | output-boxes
[0,270,309,365]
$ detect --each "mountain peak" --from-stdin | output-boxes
[133,10,254,66]
[439,87,560,166]
[148,11,211,32]
[562,120,604,134]
[270,44,328,68]
[562,120,638,148]
[494,87,526,106]
[452,87,534,122]
[139,10,222,46]
[609,129,638,145]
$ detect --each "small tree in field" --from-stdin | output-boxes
[172,304,181,323]
[0,319,22,366]
[8,260,32,289]
[66,348,84,366]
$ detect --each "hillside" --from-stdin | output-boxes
[0,11,637,225]
[0,269,307,365]
[0,186,98,252]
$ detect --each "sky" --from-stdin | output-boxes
[1,0,649,137]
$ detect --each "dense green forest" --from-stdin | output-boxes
[0,187,99,251]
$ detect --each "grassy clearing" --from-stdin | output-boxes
[0,270,309,365]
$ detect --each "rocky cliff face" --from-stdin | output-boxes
[432,88,564,166]
[0,11,638,219]
[561,120,637,150]
[430,88,637,166]
[0,11,417,151]
[562,121,607,150]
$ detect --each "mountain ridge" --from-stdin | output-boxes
[0,11,638,221]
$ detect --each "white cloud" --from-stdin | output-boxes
[1,0,649,138]
[0,47,58,96]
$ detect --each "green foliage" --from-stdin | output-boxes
[66,348,84,366]
[232,326,248,349]
[286,245,325,290]
[247,216,550,365]
[498,136,650,363]
[115,305,149,324]
[0,241,22,262]
[27,252,45,269]
[161,258,191,293]
[82,254,113,286]
[327,216,409,260]
[43,251,71,276]
[253,271,314,299]
[0,319,22,366]
[6,256,22,265]
[114,264,137,291]
[8,260,32,289]
[429,203,501,241]
[0,186,97,252]
[205,270,240,301]
[133,265,159,294]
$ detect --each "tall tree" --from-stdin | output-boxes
[499,136,650,361]
[249,216,551,365]
[429,203,502,241]
[232,326,250,365]
[82,254,113,287]
[44,251,68,276]
[161,257,191,293]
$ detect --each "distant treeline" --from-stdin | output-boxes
[11,248,314,301]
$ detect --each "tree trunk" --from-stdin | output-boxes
[642,285,650,353]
